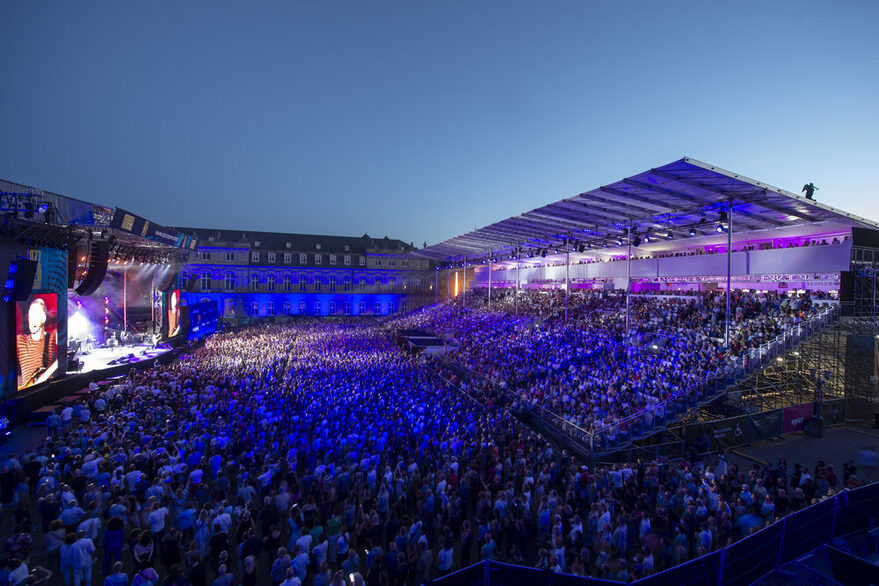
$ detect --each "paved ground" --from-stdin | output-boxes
[727,423,879,485]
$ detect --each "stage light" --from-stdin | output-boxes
[667,232,674,240]
[602,242,608,248]
[689,228,697,237]
[716,224,725,233]
[632,236,642,247]
[718,210,728,222]
[80,256,86,262]
[37,203,49,214]
[616,238,623,246]
[540,250,547,258]
[699,217,707,224]
[643,235,650,244]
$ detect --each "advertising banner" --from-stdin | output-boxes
[782,403,813,434]
[746,409,783,442]
[708,415,749,450]
[111,208,197,250]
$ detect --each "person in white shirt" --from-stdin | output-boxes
[147,502,169,537]
[71,531,96,586]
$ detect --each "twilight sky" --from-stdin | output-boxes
[1,1,877,247]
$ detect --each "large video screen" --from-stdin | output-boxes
[16,293,59,390]
[167,289,181,337]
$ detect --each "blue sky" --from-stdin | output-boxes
[1,1,877,246]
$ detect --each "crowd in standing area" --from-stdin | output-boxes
[0,300,853,586]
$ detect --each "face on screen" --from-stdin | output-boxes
[16,293,59,390]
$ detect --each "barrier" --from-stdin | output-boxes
[434,482,879,586]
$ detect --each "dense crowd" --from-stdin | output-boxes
[394,289,826,433]
[0,307,851,586]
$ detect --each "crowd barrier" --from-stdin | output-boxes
[434,482,879,586]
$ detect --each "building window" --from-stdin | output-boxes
[415,260,421,269]
[329,301,336,314]
[374,300,382,314]
[299,301,305,315]
[267,275,276,291]
[226,252,235,262]
[330,255,337,265]
[299,253,307,263]
[283,300,291,315]
[358,301,366,315]
[314,278,321,292]
[402,300,408,312]
[283,275,292,291]
[389,300,396,313]
[315,255,322,265]
[267,252,276,263]
[201,272,211,291]
[250,274,259,291]
[389,259,396,267]
[267,301,275,316]
[201,251,212,260]
[375,277,382,289]
[359,256,365,266]
[358,277,366,291]
[389,277,396,290]
[251,301,259,316]
[344,276,351,292]
[315,243,322,250]
[329,277,336,292]
[299,276,307,292]
[403,259,409,268]
[414,279,422,292]
[224,298,234,317]
[344,301,351,315]
[372,258,381,267]
[344,255,351,266]
[224,272,235,290]
[284,253,292,264]
[251,252,259,262]
[313,301,321,315]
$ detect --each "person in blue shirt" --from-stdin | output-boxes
[103,561,128,586]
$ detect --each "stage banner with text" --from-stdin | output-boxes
[708,415,749,450]
[782,403,813,434]
[111,208,197,250]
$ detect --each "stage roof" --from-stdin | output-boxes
[417,157,879,261]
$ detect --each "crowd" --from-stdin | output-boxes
[0,304,850,586]
[394,289,826,432]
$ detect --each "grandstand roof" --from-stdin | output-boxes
[417,157,879,261]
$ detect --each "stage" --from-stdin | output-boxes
[74,343,174,374]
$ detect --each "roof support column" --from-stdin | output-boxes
[516,247,520,316]
[725,201,732,349]
[565,245,570,322]
[487,252,492,311]
[462,257,467,309]
[434,265,438,304]
[626,225,632,343]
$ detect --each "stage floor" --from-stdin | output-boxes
[76,344,172,374]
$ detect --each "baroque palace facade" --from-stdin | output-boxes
[176,228,436,323]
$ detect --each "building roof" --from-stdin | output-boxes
[416,157,879,261]
[175,226,417,254]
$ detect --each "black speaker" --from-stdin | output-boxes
[75,241,110,296]
[4,259,38,302]
[67,247,80,289]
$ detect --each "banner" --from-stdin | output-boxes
[746,409,783,442]
[782,403,813,434]
[110,208,197,250]
[823,398,846,426]
[708,415,749,450]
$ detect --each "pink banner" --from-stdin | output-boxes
[782,403,813,434]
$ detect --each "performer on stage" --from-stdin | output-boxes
[16,297,58,389]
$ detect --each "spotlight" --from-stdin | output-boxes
[602,242,609,248]
[632,236,642,247]
[540,250,547,258]
[37,203,49,214]
[666,232,674,240]
[616,238,623,246]
[643,235,651,244]
[689,228,697,237]
[716,224,725,233]
[699,217,707,224]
